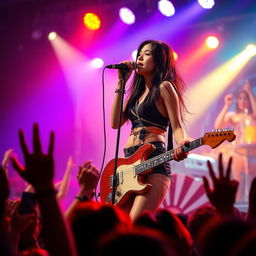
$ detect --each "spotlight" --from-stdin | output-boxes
[206,36,219,49]
[48,32,57,41]
[244,44,256,57]
[83,13,101,30]
[119,7,135,24]
[198,0,215,9]
[91,58,104,68]
[173,51,178,61]
[158,0,175,17]
[132,50,138,61]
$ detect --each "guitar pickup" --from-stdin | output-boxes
[109,174,120,188]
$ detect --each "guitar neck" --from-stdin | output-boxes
[135,137,203,175]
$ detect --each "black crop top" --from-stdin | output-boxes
[126,96,169,131]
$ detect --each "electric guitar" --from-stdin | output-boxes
[100,130,236,206]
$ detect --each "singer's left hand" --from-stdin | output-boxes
[172,140,189,162]
[117,60,134,82]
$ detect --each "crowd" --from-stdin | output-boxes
[1,123,256,256]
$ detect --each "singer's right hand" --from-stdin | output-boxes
[224,94,233,107]
[243,80,251,94]
[118,60,134,82]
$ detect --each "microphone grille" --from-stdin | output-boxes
[132,62,138,70]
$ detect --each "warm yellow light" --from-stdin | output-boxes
[83,13,101,30]
[48,32,57,41]
[173,51,178,61]
[244,44,256,57]
[186,48,254,126]
[206,36,219,49]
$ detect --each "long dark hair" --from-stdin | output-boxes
[124,40,188,122]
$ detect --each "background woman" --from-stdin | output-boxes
[214,80,256,202]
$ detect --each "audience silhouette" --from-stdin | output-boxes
[1,123,256,255]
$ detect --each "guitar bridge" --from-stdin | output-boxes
[106,193,117,204]
[106,193,112,203]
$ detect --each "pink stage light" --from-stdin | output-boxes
[206,36,219,49]
[48,32,57,41]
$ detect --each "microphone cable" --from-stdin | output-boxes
[95,66,107,203]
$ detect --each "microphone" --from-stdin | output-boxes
[106,62,137,70]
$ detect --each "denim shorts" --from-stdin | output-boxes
[123,141,171,178]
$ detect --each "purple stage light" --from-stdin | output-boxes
[158,0,175,17]
[91,58,104,68]
[198,0,215,9]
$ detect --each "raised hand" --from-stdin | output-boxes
[9,123,77,256]
[56,155,75,201]
[243,80,251,93]
[2,148,14,170]
[203,153,238,216]
[247,177,256,222]
[66,155,75,170]
[11,123,54,191]
[224,94,234,107]
[77,161,100,199]
[0,166,10,220]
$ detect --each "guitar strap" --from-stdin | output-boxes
[131,100,167,143]
[167,124,173,151]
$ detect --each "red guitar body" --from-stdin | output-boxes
[100,143,156,207]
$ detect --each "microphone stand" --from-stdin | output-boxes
[111,70,127,205]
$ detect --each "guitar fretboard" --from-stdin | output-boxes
[135,138,202,175]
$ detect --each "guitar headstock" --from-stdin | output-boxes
[202,129,236,149]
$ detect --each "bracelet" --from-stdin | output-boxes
[2,164,8,169]
[115,88,125,94]
[75,195,90,202]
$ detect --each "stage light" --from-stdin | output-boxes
[244,44,256,57]
[91,58,104,68]
[132,50,138,61]
[198,0,215,9]
[186,47,255,125]
[119,7,135,24]
[48,32,57,41]
[158,0,175,17]
[206,36,219,49]
[173,51,178,61]
[83,13,101,30]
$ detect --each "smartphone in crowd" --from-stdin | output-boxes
[19,192,36,215]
